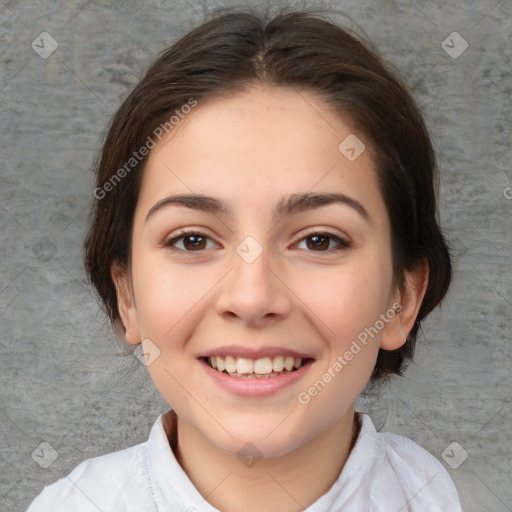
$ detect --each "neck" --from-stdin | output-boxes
[165,408,359,512]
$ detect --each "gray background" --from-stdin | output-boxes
[1,0,511,510]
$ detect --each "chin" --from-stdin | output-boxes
[206,415,319,460]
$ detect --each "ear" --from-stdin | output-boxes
[111,262,141,345]
[380,259,429,350]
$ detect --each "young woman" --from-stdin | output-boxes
[27,9,462,511]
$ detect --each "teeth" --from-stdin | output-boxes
[224,355,237,373]
[227,372,283,379]
[254,357,273,374]
[284,356,294,371]
[272,355,284,372]
[236,357,254,374]
[207,355,305,376]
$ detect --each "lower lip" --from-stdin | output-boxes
[199,359,314,397]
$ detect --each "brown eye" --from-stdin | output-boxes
[164,231,218,252]
[182,234,207,250]
[306,234,330,250]
[297,232,350,252]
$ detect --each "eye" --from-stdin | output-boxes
[163,229,350,253]
[163,230,220,252]
[295,231,350,252]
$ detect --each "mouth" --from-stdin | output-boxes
[201,355,315,379]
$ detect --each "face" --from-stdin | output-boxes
[114,85,420,458]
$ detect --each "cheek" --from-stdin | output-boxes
[132,258,210,339]
[133,261,207,410]
[303,257,392,347]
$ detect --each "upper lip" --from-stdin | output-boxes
[197,345,316,360]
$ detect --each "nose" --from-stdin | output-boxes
[215,241,292,327]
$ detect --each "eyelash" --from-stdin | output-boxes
[163,229,351,253]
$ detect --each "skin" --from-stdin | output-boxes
[113,84,428,512]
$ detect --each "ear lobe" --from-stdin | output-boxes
[380,260,429,351]
[111,262,140,345]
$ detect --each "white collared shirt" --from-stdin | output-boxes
[26,413,462,511]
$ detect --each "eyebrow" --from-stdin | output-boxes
[145,192,371,224]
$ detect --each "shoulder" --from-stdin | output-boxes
[25,435,154,511]
[363,416,463,511]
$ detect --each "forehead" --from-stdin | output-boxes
[158,85,359,163]
[136,85,386,224]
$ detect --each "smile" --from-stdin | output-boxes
[204,355,312,378]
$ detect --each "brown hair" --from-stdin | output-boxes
[84,8,452,382]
